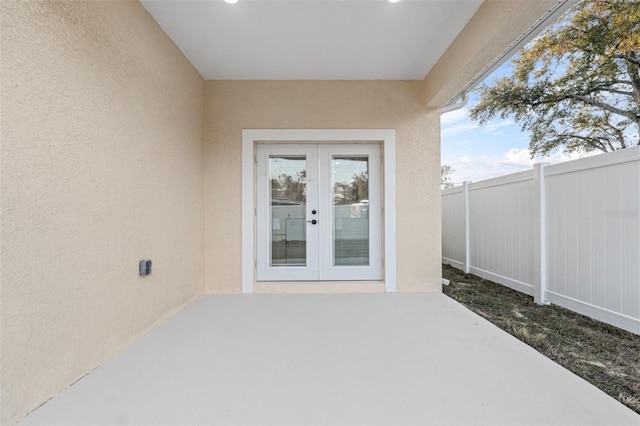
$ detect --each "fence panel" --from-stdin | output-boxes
[441,187,465,269]
[545,154,640,327]
[442,146,640,334]
[468,172,536,295]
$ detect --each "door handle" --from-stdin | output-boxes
[307,219,318,225]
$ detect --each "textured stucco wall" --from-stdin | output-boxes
[204,81,441,294]
[0,1,204,424]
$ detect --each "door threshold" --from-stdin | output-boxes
[254,281,385,294]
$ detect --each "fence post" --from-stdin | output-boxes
[463,181,471,274]
[533,163,548,304]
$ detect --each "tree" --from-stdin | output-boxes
[271,171,306,203]
[470,0,640,157]
[349,171,369,202]
[441,165,455,189]
[333,171,369,204]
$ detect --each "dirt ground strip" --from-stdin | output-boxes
[442,264,640,414]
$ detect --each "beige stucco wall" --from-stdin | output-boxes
[0,1,204,424]
[204,81,441,294]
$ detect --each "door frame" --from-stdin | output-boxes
[242,129,396,293]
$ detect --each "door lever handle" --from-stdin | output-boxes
[307,219,318,225]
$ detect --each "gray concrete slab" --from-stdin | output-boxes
[19,294,639,425]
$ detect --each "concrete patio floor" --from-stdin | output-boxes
[19,293,639,425]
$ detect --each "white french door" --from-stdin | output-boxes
[256,143,382,281]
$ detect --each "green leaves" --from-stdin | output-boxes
[441,165,455,189]
[470,0,640,157]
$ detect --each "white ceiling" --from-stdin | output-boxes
[141,0,483,80]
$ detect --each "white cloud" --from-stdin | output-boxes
[441,107,516,140]
[624,123,639,145]
[441,121,481,139]
[440,107,469,126]
[446,148,599,185]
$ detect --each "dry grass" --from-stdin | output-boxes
[512,326,547,347]
[442,264,640,414]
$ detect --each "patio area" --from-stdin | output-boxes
[18,293,639,425]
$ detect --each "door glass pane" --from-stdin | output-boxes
[332,156,369,266]
[269,156,306,267]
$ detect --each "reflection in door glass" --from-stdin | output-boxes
[269,156,306,267]
[332,156,369,266]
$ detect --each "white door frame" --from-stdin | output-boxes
[242,129,397,293]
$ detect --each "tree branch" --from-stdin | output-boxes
[595,87,635,97]
[616,54,640,66]
[531,94,636,122]
[547,129,611,153]
[626,61,640,106]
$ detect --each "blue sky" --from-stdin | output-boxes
[440,61,589,186]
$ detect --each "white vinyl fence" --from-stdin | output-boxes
[442,146,640,334]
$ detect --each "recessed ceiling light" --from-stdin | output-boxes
[388,0,401,3]
[224,0,238,4]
